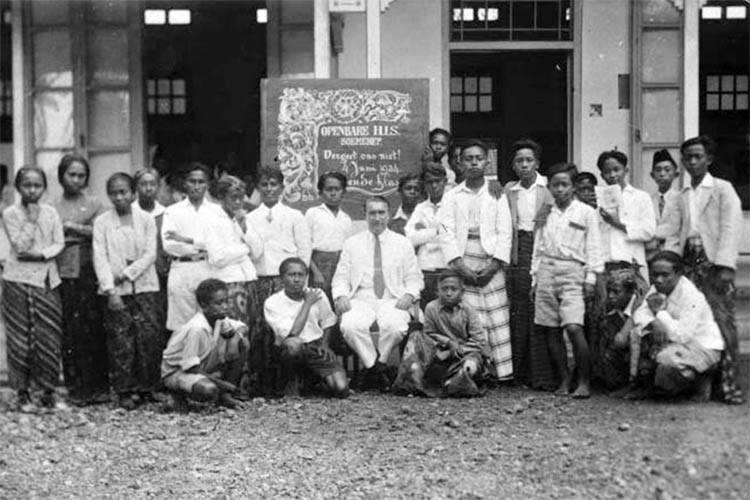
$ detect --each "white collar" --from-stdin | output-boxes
[684,172,714,191]
[393,205,410,220]
[455,180,488,195]
[510,174,547,191]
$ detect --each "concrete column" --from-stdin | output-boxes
[683,0,699,139]
[366,0,381,78]
[314,0,331,78]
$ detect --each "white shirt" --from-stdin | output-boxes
[686,173,715,237]
[305,203,352,252]
[531,199,603,285]
[205,209,263,283]
[245,202,312,277]
[264,289,338,345]
[651,188,680,238]
[598,184,655,272]
[161,198,224,257]
[509,174,547,231]
[405,198,447,271]
[633,276,724,352]
[132,200,166,218]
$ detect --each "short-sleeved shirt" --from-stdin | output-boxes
[264,289,337,345]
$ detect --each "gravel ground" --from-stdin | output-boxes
[1,388,748,500]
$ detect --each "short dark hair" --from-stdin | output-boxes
[422,162,447,181]
[509,139,542,163]
[184,161,211,179]
[438,269,463,284]
[680,135,717,157]
[596,150,628,170]
[57,154,90,188]
[397,172,422,192]
[134,167,161,186]
[317,171,348,192]
[106,172,135,193]
[196,278,228,307]
[650,250,684,274]
[256,165,284,185]
[429,128,451,142]
[14,165,48,191]
[279,257,308,276]
[547,162,578,180]
[461,139,489,156]
[363,195,391,211]
[215,175,246,200]
[574,171,598,186]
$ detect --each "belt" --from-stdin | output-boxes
[467,233,481,239]
[173,253,207,263]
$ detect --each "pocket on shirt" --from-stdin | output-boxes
[561,221,586,253]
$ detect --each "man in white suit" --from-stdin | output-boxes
[332,196,424,390]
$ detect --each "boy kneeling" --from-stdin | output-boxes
[264,258,349,398]
[394,270,490,397]
[161,278,249,410]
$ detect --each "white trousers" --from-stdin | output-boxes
[166,261,211,331]
[340,294,410,369]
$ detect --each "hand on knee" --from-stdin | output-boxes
[282,337,304,358]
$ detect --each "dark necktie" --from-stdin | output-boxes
[658,194,665,217]
[374,235,385,299]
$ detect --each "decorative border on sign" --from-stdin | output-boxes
[277,87,412,203]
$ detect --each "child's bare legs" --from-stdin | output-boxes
[566,324,591,398]
[546,327,571,395]
[324,370,350,398]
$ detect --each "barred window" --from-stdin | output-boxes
[450,76,493,113]
[147,78,187,116]
[451,0,572,42]
[705,74,749,111]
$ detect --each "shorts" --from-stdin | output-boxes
[534,259,585,328]
[283,337,344,379]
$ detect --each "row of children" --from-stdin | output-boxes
[1,130,743,411]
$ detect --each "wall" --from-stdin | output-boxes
[338,0,446,129]
[578,0,632,179]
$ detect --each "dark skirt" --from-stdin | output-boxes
[3,281,63,392]
[310,250,341,303]
[226,281,260,328]
[509,231,555,389]
[590,312,631,391]
[248,276,284,395]
[102,292,163,395]
[60,266,109,401]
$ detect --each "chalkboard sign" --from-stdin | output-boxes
[261,79,429,219]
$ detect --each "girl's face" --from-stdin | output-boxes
[399,179,422,205]
[259,176,283,206]
[108,178,135,213]
[549,172,575,205]
[512,148,539,183]
[600,158,628,187]
[136,172,159,202]
[62,161,88,194]
[320,177,345,207]
[221,186,244,216]
[18,171,46,204]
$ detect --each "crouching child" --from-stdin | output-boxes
[263,257,349,398]
[161,279,249,410]
[394,270,490,397]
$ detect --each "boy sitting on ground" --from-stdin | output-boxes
[264,257,349,398]
[161,278,249,410]
[394,270,489,397]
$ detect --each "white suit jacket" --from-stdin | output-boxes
[332,229,424,300]
[438,181,513,264]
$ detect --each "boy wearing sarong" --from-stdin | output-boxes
[264,257,348,398]
[161,279,248,410]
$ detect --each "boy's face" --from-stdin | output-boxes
[460,146,487,181]
[108,178,135,212]
[136,173,159,202]
[282,263,308,296]
[201,289,229,323]
[575,179,597,207]
[430,133,449,159]
[606,282,631,311]
[438,277,463,306]
[650,160,678,191]
[681,144,711,180]
[549,172,575,205]
[650,260,680,296]
[399,179,422,205]
[512,148,539,183]
[365,199,390,235]
[600,158,628,187]
[221,186,244,215]
[184,170,208,202]
[423,173,447,202]
[320,177,344,207]
[259,176,283,205]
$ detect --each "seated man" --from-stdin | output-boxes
[161,278,249,410]
[332,195,424,391]
[264,257,349,398]
[394,270,489,397]
[630,251,725,400]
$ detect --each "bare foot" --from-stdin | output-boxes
[571,384,591,399]
[554,383,570,396]
[217,393,243,409]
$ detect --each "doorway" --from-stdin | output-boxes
[450,51,569,183]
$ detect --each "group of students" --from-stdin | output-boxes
[1,129,744,412]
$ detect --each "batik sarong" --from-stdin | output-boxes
[3,281,62,392]
[310,250,340,303]
[103,292,163,394]
[462,237,513,379]
[226,281,260,328]
[250,276,284,395]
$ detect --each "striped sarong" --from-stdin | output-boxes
[102,292,163,394]
[462,237,513,379]
[2,281,63,392]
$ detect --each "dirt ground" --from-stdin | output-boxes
[0,388,748,500]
